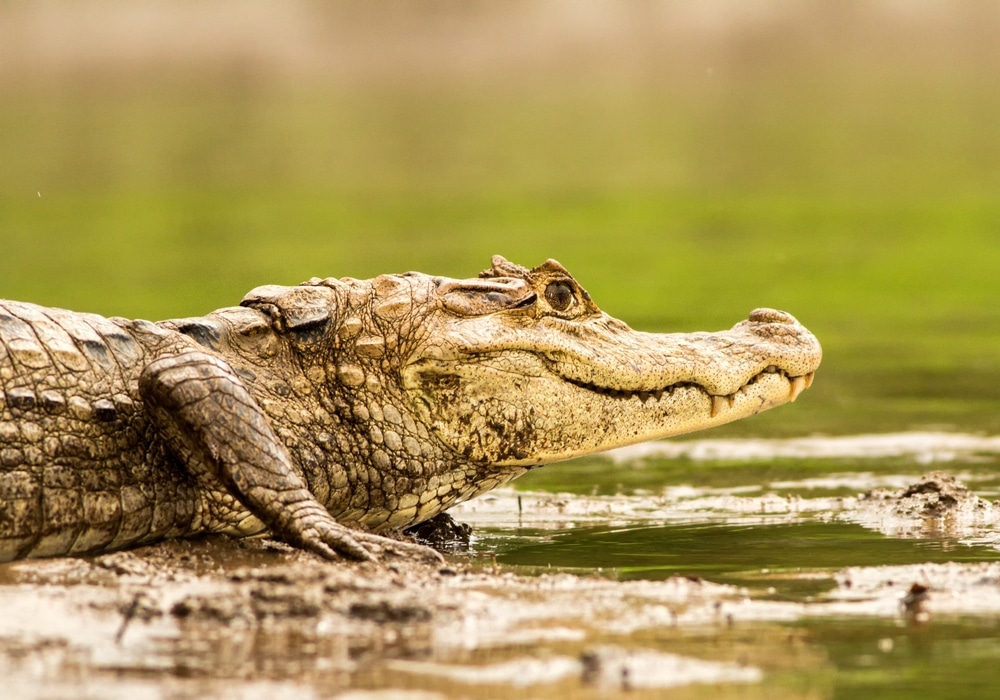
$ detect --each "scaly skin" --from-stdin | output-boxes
[0,256,822,562]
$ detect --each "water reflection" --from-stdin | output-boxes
[490,520,1000,595]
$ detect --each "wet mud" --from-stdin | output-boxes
[3,459,1000,698]
[0,536,758,699]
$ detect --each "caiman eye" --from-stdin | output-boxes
[544,280,575,312]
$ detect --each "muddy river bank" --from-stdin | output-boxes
[4,434,1000,699]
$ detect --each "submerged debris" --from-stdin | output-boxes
[900,582,931,621]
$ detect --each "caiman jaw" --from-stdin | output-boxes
[563,365,817,417]
[712,368,815,416]
[405,305,822,467]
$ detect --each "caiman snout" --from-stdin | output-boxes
[722,306,822,403]
[748,308,798,325]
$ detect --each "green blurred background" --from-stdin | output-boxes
[2,1,998,437]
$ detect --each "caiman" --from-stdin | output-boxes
[0,256,821,563]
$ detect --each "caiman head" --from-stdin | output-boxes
[235,256,820,470]
[396,256,820,466]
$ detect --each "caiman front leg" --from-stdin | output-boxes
[139,350,441,564]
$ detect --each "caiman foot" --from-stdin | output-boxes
[351,532,446,565]
[293,517,443,564]
[248,493,444,565]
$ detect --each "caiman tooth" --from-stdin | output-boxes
[788,375,809,402]
[651,389,664,401]
[803,372,815,389]
[637,391,651,403]
[710,394,728,418]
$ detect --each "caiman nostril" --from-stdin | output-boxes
[748,308,796,325]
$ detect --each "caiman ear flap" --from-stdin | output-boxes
[241,284,332,332]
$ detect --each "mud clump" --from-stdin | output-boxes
[860,470,996,517]
[896,472,975,515]
[852,470,1000,539]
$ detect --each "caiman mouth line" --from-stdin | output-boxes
[563,365,816,417]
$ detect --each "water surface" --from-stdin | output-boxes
[453,438,1000,698]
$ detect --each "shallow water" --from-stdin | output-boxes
[450,435,1000,698]
[491,520,1000,588]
